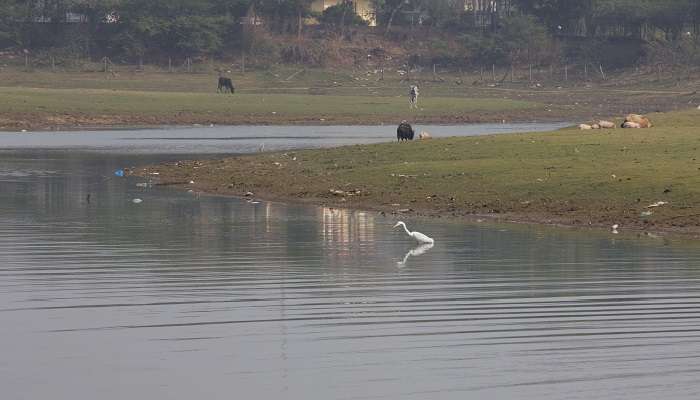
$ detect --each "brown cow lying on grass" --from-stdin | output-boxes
[622,114,652,128]
[580,115,652,130]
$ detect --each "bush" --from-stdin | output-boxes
[462,15,552,67]
[425,38,466,67]
[318,2,368,28]
[281,41,329,67]
[245,33,281,65]
[462,33,509,66]
[560,36,645,69]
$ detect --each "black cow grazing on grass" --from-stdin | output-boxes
[397,120,415,142]
[217,77,235,94]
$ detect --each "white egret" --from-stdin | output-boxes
[393,221,434,244]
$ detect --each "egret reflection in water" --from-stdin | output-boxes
[397,242,434,266]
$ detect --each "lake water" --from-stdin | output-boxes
[0,122,569,153]
[2,124,700,400]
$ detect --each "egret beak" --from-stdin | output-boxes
[393,222,401,228]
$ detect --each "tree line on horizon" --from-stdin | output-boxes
[1,0,699,69]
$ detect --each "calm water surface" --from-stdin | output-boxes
[0,122,569,153]
[2,124,700,400]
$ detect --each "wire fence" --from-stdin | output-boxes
[1,52,697,87]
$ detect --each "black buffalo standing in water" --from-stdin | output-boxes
[397,120,415,142]
[217,77,235,94]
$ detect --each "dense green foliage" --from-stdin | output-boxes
[1,0,699,67]
[319,2,368,28]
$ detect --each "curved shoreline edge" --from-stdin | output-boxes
[1,110,562,132]
[133,108,700,239]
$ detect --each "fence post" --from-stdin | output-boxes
[529,64,533,83]
[492,64,496,81]
[564,64,568,82]
[510,65,514,83]
[584,63,588,80]
[24,53,29,70]
[599,64,606,80]
[168,57,172,73]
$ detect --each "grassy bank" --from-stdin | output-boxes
[136,108,700,235]
[1,67,700,130]
[0,86,540,130]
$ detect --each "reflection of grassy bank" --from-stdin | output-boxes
[137,109,700,236]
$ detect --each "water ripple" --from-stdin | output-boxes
[2,144,700,400]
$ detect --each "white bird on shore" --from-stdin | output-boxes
[612,224,619,234]
[393,221,434,244]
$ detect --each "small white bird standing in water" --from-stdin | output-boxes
[612,224,619,234]
[393,221,434,244]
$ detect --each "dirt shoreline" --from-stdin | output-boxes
[132,158,700,240]
[0,109,572,132]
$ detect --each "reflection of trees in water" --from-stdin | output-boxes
[321,207,375,245]
[320,207,377,263]
[1,152,133,219]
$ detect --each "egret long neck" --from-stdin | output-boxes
[401,223,412,236]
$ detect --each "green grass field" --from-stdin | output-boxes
[0,68,547,129]
[0,87,537,118]
[1,66,698,129]
[140,108,700,234]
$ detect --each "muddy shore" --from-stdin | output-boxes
[0,108,569,132]
[131,110,700,239]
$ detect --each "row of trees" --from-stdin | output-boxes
[1,0,699,67]
[515,0,700,40]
